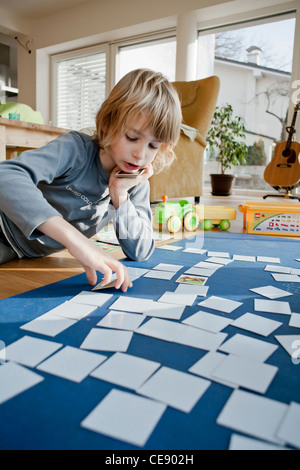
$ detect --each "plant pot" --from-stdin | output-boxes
[210,174,236,196]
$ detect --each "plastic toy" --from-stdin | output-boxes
[154,196,236,233]
[196,205,237,232]
[154,196,200,233]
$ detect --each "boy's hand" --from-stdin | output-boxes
[109,164,153,209]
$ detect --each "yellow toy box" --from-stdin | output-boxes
[239,202,300,237]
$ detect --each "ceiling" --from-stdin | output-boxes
[0,0,95,20]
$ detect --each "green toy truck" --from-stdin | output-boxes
[154,196,200,233]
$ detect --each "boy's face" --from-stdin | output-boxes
[101,114,162,174]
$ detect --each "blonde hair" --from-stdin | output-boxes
[94,68,182,173]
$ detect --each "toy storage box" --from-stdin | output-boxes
[239,202,300,237]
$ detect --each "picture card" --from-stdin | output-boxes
[231,312,282,337]
[69,291,113,307]
[276,402,300,449]
[218,333,278,362]
[37,346,107,383]
[254,298,291,315]
[80,328,133,352]
[137,366,211,413]
[97,310,145,331]
[20,312,77,338]
[212,354,278,394]
[250,285,293,300]
[188,351,238,388]
[109,296,154,313]
[1,336,63,368]
[175,274,208,287]
[0,362,44,405]
[217,389,288,445]
[90,352,161,390]
[81,389,166,447]
[198,296,243,314]
[182,310,233,333]
[143,301,185,320]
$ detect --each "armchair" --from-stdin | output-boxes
[149,76,220,202]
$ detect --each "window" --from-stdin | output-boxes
[116,35,176,82]
[198,13,296,193]
[52,46,108,130]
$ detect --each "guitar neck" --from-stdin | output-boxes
[286,102,300,149]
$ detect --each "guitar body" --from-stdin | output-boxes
[264,140,300,187]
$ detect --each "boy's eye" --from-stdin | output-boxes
[125,134,137,142]
[149,143,159,150]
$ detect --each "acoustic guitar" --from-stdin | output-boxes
[264,102,300,188]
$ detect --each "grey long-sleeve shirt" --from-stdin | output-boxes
[0,131,155,260]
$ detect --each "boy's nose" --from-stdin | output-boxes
[132,144,146,161]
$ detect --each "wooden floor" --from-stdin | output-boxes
[0,193,298,300]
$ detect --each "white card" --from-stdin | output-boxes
[250,285,292,300]
[264,265,291,274]
[229,434,289,451]
[184,267,216,277]
[97,311,145,331]
[271,273,300,283]
[81,389,166,447]
[207,252,230,258]
[1,336,62,368]
[232,255,256,262]
[182,248,207,254]
[37,346,107,383]
[157,245,182,251]
[231,312,282,337]
[157,291,197,306]
[275,335,300,359]
[189,351,238,388]
[174,284,209,297]
[193,261,223,270]
[212,354,278,394]
[137,366,211,413]
[276,402,300,449]
[182,310,233,333]
[44,301,97,321]
[152,263,184,272]
[289,312,300,328]
[205,257,233,266]
[144,301,185,320]
[126,267,150,278]
[20,312,77,338]
[0,362,44,405]
[176,326,227,351]
[136,318,187,343]
[257,256,280,264]
[91,352,160,390]
[198,296,243,314]
[218,333,278,362]
[254,298,291,315]
[109,296,154,313]
[217,389,288,445]
[143,270,176,280]
[69,291,113,307]
[80,328,133,352]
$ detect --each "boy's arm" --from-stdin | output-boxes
[38,216,132,292]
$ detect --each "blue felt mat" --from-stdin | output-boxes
[0,232,299,450]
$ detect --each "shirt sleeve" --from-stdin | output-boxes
[0,132,84,239]
[108,180,155,261]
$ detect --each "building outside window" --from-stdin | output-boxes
[197,13,296,193]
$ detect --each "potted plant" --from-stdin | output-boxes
[206,104,248,196]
